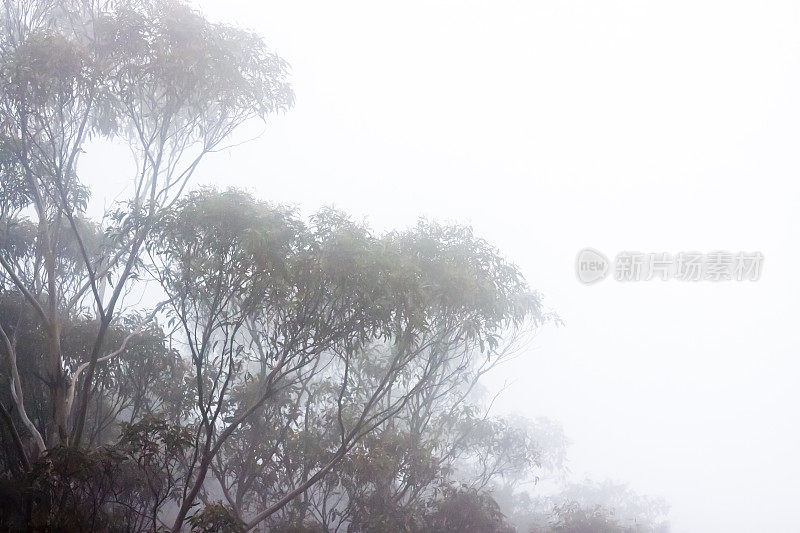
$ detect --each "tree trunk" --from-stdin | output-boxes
[46,323,68,447]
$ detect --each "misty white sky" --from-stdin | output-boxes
[83,2,800,531]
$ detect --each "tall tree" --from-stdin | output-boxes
[148,189,548,530]
[0,0,292,453]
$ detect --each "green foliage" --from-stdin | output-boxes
[511,480,671,533]
[550,502,627,533]
[0,418,193,532]
[145,188,553,530]
[427,486,516,533]
[188,502,246,533]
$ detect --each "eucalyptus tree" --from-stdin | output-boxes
[149,189,550,531]
[0,0,292,454]
[0,2,567,530]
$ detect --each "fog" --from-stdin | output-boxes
[128,1,798,531]
[4,0,798,531]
